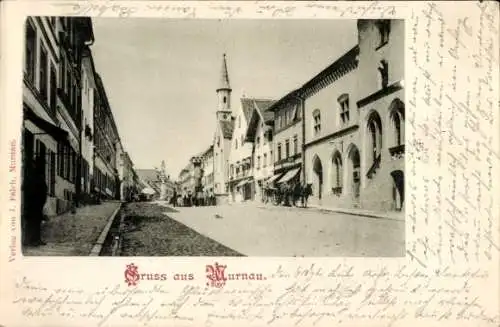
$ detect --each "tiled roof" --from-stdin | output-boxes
[241,98,275,123]
[253,99,276,124]
[219,119,235,139]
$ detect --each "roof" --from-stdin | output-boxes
[217,53,231,91]
[219,119,235,139]
[245,99,276,142]
[241,98,275,124]
[253,99,276,124]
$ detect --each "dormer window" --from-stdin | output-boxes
[376,20,390,47]
[338,94,350,124]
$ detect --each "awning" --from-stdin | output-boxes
[236,178,250,188]
[24,107,68,141]
[266,173,283,185]
[277,168,301,184]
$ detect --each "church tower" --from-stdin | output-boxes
[216,53,232,121]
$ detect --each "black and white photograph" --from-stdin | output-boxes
[21,17,405,257]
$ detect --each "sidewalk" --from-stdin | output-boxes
[23,201,122,256]
[308,204,404,221]
[253,201,404,221]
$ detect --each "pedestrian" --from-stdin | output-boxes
[23,157,48,246]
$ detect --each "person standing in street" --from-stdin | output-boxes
[23,157,48,246]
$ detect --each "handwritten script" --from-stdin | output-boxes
[11,264,499,327]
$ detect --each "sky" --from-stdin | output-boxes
[90,18,357,179]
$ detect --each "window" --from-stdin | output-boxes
[338,94,350,124]
[50,64,57,113]
[235,139,238,149]
[368,112,383,163]
[238,116,241,128]
[270,150,273,164]
[332,152,343,189]
[285,140,290,158]
[223,96,227,104]
[313,109,321,135]
[256,136,260,147]
[39,45,48,102]
[277,115,281,130]
[25,21,36,83]
[241,135,244,145]
[293,135,298,155]
[277,143,282,161]
[377,20,391,46]
[378,60,389,88]
[257,156,261,170]
[263,153,267,167]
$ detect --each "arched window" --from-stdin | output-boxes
[389,99,405,156]
[223,96,227,104]
[332,151,343,195]
[367,111,383,163]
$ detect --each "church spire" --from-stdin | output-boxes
[217,53,231,92]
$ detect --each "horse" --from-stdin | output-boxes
[301,183,313,208]
[292,182,302,207]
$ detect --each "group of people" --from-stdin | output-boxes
[170,189,216,207]
[267,181,313,207]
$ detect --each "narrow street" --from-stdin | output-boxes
[116,201,404,257]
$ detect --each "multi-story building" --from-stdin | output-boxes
[244,99,275,202]
[22,17,94,216]
[178,164,193,197]
[303,19,404,212]
[80,45,97,200]
[92,74,119,200]
[302,45,360,207]
[200,145,214,193]
[267,90,304,190]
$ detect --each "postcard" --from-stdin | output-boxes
[0,1,498,326]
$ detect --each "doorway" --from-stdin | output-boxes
[313,156,323,200]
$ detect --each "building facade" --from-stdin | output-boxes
[22,17,94,217]
[201,145,214,194]
[303,46,360,207]
[92,74,119,200]
[303,19,404,212]
[244,100,275,202]
[80,45,97,200]
[267,91,304,190]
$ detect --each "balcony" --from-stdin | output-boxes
[389,144,405,160]
[276,153,301,165]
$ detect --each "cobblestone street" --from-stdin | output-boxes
[115,201,404,257]
[119,202,243,256]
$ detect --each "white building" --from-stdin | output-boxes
[244,100,276,203]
